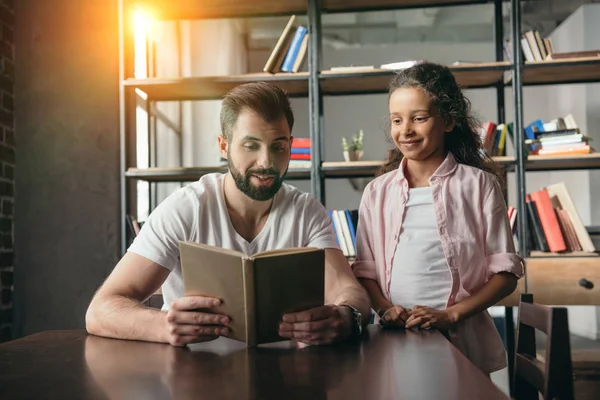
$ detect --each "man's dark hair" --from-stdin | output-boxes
[220,82,294,140]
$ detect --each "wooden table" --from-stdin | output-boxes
[0,326,509,400]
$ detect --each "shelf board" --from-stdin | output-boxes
[323,0,488,12]
[522,57,600,86]
[131,0,490,20]
[125,165,311,182]
[322,161,384,178]
[322,156,513,178]
[320,62,510,95]
[124,73,309,101]
[524,153,600,171]
[529,251,599,258]
[125,155,600,182]
[129,0,308,20]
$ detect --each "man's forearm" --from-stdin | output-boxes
[86,295,168,343]
[449,272,518,323]
[334,283,371,326]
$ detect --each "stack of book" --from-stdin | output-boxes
[479,121,509,157]
[505,30,600,62]
[517,182,596,254]
[328,209,358,259]
[263,15,308,74]
[290,137,311,168]
[519,30,553,62]
[524,115,592,156]
[479,114,593,157]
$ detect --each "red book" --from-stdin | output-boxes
[292,138,311,148]
[290,153,311,161]
[529,189,566,252]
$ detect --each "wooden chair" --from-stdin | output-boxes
[513,293,574,400]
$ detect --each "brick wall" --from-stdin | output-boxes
[0,0,14,343]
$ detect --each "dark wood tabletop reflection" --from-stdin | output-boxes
[0,325,509,400]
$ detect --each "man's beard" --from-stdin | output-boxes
[228,158,287,201]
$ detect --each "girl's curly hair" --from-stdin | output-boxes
[378,61,500,182]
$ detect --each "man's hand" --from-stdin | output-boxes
[278,305,352,345]
[378,305,411,328]
[165,296,230,347]
[404,306,458,330]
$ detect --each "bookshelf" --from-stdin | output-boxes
[120,1,600,392]
[120,0,600,260]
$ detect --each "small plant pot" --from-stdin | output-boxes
[343,150,364,162]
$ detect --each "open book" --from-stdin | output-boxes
[179,242,325,346]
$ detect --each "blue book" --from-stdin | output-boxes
[344,210,357,252]
[281,26,307,73]
[291,147,311,155]
[524,120,544,150]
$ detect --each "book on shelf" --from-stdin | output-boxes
[518,30,553,62]
[179,242,325,346]
[328,209,358,259]
[281,26,307,73]
[513,182,597,255]
[328,65,375,73]
[479,121,510,157]
[380,60,423,70]
[263,15,308,74]
[523,115,593,155]
[291,137,311,162]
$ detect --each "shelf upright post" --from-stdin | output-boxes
[511,0,528,270]
[506,1,526,396]
[494,0,505,125]
[307,0,325,204]
[119,0,137,255]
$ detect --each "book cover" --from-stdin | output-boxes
[179,242,325,346]
[263,15,297,73]
[530,189,567,253]
[281,26,307,73]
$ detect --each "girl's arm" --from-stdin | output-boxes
[450,177,522,323]
[447,272,517,323]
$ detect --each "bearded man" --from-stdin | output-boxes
[86,82,369,347]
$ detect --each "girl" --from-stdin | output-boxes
[352,61,523,374]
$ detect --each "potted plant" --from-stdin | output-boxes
[342,129,364,162]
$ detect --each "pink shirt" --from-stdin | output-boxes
[352,152,524,373]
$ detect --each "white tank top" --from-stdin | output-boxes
[389,186,452,310]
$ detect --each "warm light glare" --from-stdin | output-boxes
[133,10,154,79]
[133,9,154,38]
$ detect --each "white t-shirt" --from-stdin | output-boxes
[389,187,452,310]
[128,173,340,310]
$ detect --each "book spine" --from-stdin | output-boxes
[530,189,566,253]
[242,258,257,346]
[281,26,307,73]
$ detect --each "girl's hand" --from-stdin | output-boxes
[378,305,411,328]
[404,306,458,330]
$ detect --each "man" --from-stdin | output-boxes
[86,82,370,347]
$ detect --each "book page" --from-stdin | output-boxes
[179,241,248,343]
[180,241,245,258]
[253,249,325,345]
[253,247,319,258]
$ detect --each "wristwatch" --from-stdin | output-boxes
[340,304,363,339]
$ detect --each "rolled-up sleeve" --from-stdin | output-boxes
[482,178,524,279]
[352,187,377,280]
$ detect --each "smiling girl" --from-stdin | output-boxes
[352,61,523,374]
